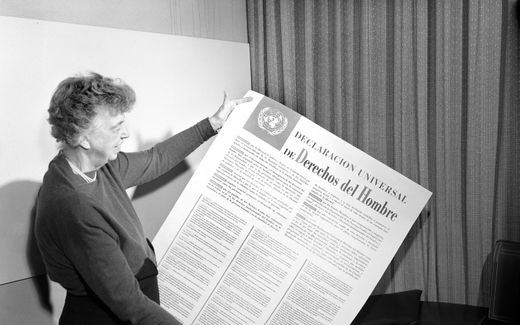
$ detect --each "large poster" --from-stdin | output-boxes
[153,91,432,325]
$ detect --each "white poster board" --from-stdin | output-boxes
[154,91,432,324]
[0,16,251,285]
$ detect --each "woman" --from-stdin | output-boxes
[34,72,250,324]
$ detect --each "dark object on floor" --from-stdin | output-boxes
[350,240,520,325]
[419,301,487,325]
[351,289,422,325]
[351,290,490,325]
[488,240,520,324]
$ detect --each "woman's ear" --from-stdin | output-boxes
[78,135,91,150]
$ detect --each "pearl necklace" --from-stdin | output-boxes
[64,155,97,183]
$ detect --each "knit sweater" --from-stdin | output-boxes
[35,119,216,324]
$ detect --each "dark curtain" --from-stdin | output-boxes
[247,0,520,306]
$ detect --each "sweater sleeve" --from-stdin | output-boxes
[113,118,216,188]
[59,196,181,325]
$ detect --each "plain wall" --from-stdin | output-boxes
[0,0,247,42]
[0,1,248,324]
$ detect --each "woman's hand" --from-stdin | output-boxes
[209,92,252,132]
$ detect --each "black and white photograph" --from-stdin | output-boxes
[0,1,519,325]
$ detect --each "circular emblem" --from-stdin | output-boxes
[257,107,288,136]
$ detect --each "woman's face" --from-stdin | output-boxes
[84,106,128,168]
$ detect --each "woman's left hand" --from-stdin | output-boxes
[209,92,252,132]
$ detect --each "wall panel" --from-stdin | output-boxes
[0,15,250,323]
[0,0,247,42]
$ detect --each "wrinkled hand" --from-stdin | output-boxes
[209,92,252,132]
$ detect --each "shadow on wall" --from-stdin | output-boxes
[130,131,197,238]
[0,180,53,314]
[132,160,190,200]
[131,130,191,200]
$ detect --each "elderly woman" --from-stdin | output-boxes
[34,72,250,324]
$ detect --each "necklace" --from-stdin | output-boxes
[64,154,97,183]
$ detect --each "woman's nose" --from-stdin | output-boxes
[121,125,129,139]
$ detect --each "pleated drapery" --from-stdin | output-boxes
[247,0,520,306]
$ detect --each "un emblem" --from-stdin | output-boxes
[257,107,288,136]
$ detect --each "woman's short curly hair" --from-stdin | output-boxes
[48,72,136,146]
